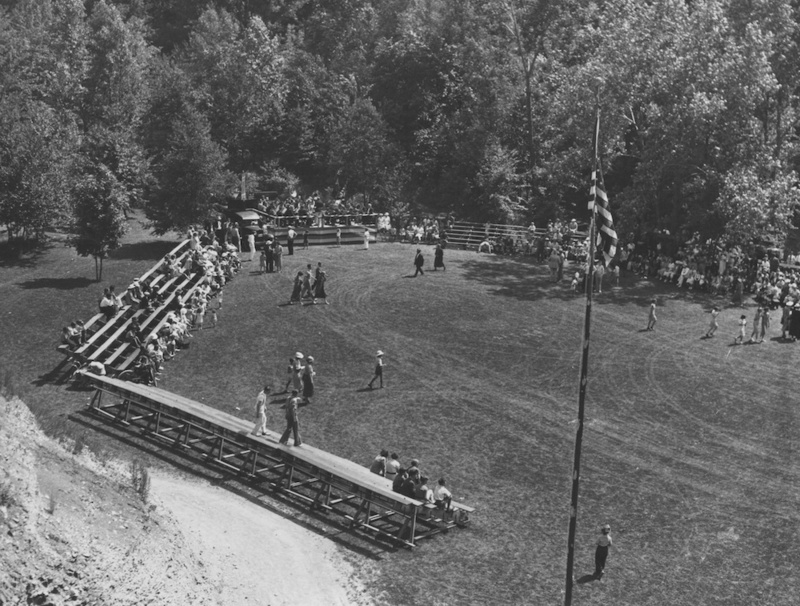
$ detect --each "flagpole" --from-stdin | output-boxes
[563,105,601,606]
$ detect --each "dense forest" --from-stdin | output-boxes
[1,0,799,253]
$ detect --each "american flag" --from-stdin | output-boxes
[588,165,617,267]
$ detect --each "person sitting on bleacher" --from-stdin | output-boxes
[126,279,143,306]
[61,325,81,350]
[415,477,435,504]
[132,355,155,385]
[125,319,143,349]
[392,468,407,494]
[99,288,117,320]
[400,472,417,499]
[433,478,453,512]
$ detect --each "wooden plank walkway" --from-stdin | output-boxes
[81,373,473,548]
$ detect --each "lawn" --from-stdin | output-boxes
[2,216,799,605]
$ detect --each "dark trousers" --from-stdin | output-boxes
[594,545,608,576]
[280,418,301,445]
[287,239,294,255]
[414,265,424,276]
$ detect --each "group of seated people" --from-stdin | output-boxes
[66,235,241,383]
[369,451,454,512]
[60,320,87,350]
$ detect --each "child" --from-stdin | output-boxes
[217,290,224,309]
[571,271,581,293]
[735,314,747,344]
[259,247,267,274]
[210,308,218,328]
[195,306,205,330]
[336,228,342,247]
[646,298,657,331]
[705,306,719,338]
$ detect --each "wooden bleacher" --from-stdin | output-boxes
[82,373,474,548]
[58,240,205,378]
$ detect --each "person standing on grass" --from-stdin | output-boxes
[289,271,303,304]
[251,385,270,436]
[278,390,302,446]
[433,243,445,271]
[336,227,342,247]
[646,298,657,331]
[368,350,384,389]
[594,524,613,579]
[364,227,370,250]
[706,306,720,338]
[748,307,762,343]
[273,240,283,273]
[287,226,296,255]
[735,314,747,344]
[302,230,309,250]
[292,352,305,392]
[413,249,425,276]
[314,269,329,304]
[259,247,267,274]
[302,356,315,404]
[760,306,770,343]
[247,232,256,262]
[301,264,315,303]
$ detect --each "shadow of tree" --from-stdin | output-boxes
[0,240,52,268]
[459,256,741,310]
[107,240,178,262]
[18,276,95,290]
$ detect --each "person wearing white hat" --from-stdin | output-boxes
[594,524,612,578]
[292,353,305,392]
[368,350,384,389]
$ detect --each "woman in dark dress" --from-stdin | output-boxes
[289,271,303,305]
[314,270,329,304]
[789,303,800,341]
[302,357,315,404]
[433,244,445,271]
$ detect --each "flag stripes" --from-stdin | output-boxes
[589,168,617,266]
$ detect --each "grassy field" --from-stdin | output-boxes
[2,216,800,605]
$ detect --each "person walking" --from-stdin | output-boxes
[301,264,315,302]
[278,390,302,446]
[292,352,304,392]
[314,269,329,304]
[646,298,657,331]
[368,350,384,389]
[594,524,613,579]
[433,243,445,271]
[413,249,425,277]
[302,356,315,404]
[287,226,296,255]
[251,385,270,436]
[705,306,720,338]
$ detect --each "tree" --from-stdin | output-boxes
[70,162,128,281]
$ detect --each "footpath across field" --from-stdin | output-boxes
[2,217,800,605]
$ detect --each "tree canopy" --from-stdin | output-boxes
[0,0,798,250]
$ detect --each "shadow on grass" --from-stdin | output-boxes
[107,240,177,262]
[18,276,95,290]
[576,573,598,584]
[68,408,394,559]
[0,240,52,268]
[459,257,744,310]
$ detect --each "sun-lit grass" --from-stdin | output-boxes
[2,217,800,605]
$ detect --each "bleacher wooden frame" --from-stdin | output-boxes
[84,374,472,548]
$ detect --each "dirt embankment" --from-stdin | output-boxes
[0,396,376,606]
